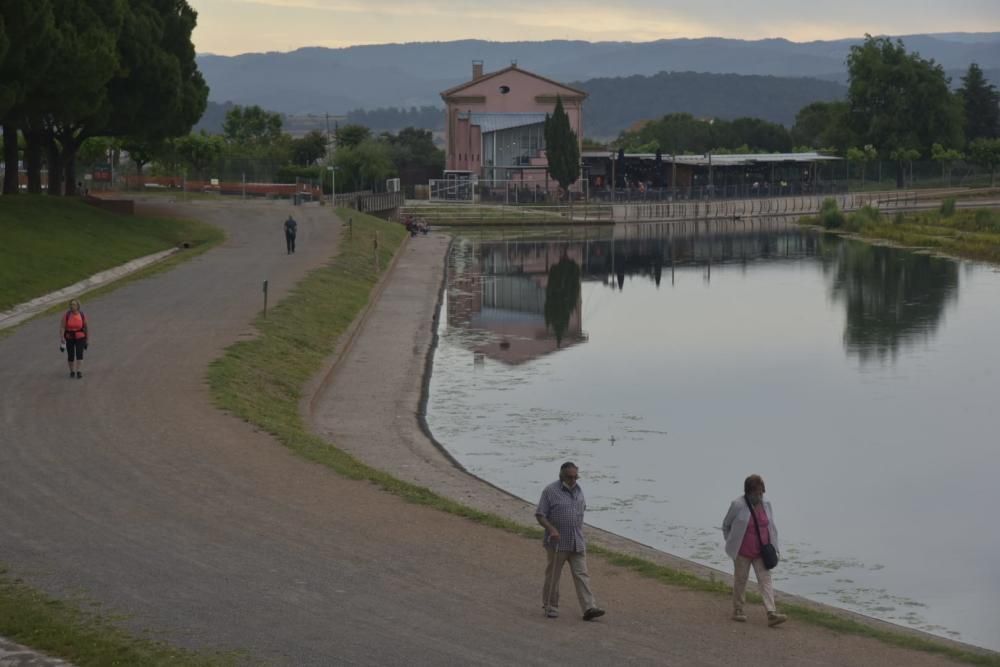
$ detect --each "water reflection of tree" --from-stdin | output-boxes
[822,239,959,362]
[545,257,581,347]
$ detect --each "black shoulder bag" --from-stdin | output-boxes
[746,496,779,570]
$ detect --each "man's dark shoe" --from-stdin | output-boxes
[583,607,605,621]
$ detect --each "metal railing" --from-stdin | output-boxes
[613,191,925,222]
[403,188,966,225]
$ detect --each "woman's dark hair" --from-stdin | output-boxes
[744,474,766,494]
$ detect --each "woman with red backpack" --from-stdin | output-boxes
[59,299,89,378]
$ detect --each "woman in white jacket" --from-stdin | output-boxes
[721,474,787,626]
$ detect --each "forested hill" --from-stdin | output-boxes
[578,71,846,138]
[196,71,846,139]
[196,33,1000,115]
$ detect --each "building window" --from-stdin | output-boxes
[499,85,510,94]
[483,122,546,175]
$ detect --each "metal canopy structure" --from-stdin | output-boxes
[462,112,548,134]
[581,151,841,166]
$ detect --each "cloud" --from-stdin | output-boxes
[190,0,999,54]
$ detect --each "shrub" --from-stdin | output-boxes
[852,205,881,226]
[939,197,957,217]
[893,212,906,225]
[974,209,995,228]
[844,206,882,232]
[819,198,845,229]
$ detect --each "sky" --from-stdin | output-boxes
[190,0,1000,55]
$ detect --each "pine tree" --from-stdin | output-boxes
[543,96,580,199]
[959,63,1000,142]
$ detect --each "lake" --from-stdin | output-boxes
[426,220,1000,651]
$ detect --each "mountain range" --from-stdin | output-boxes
[194,34,1000,137]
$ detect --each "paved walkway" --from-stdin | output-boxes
[0,638,72,667]
[0,248,179,331]
[0,201,974,665]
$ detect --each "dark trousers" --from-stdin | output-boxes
[286,232,296,254]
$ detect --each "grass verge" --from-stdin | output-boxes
[0,195,223,311]
[208,208,998,665]
[0,569,236,666]
[206,209,536,537]
[801,202,1000,265]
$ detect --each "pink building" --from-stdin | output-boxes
[441,62,586,185]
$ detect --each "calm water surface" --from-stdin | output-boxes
[426,220,1000,650]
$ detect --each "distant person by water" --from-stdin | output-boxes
[284,215,298,254]
[721,474,787,626]
[535,461,606,621]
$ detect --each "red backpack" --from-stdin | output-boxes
[64,310,88,340]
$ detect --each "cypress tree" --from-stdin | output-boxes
[959,63,1000,142]
[543,95,580,199]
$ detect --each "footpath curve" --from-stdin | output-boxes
[310,232,974,665]
[0,201,970,665]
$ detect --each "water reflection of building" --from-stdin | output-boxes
[599,219,821,288]
[447,220,960,365]
[448,240,586,365]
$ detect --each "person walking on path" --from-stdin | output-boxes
[722,474,788,627]
[59,299,89,379]
[535,461,606,621]
[284,215,298,254]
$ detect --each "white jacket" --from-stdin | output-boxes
[721,496,779,561]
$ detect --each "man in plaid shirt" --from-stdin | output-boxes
[535,461,606,620]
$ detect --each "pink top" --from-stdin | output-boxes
[738,504,772,559]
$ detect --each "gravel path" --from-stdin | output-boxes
[0,202,969,665]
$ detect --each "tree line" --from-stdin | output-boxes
[345,106,444,133]
[618,114,796,155]
[791,37,1000,186]
[614,36,1000,186]
[0,0,208,196]
[580,70,846,138]
[142,104,444,191]
[329,124,444,191]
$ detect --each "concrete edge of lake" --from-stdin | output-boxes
[306,228,994,658]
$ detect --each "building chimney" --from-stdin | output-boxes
[472,60,484,80]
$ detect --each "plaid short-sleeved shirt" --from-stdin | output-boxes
[535,480,586,553]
